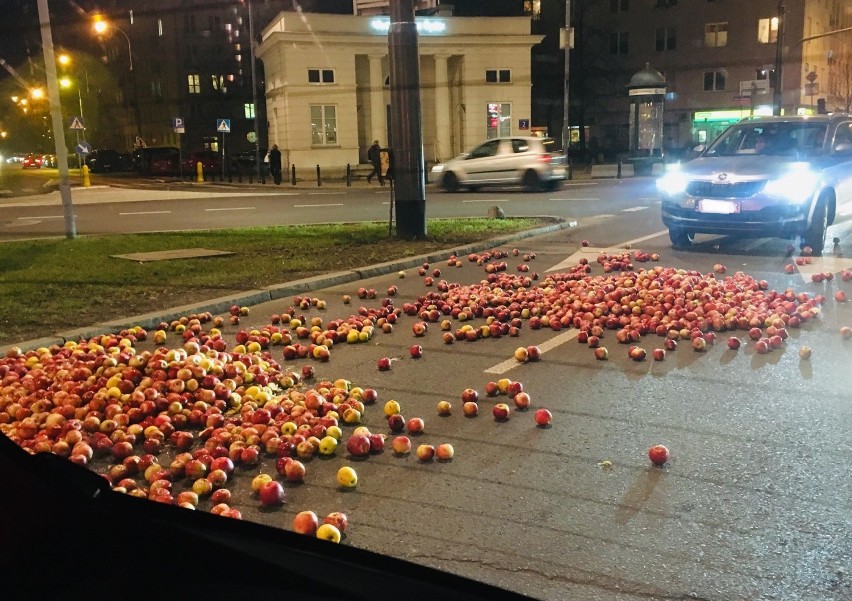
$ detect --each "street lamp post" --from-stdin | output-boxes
[773,0,785,116]
[93,16,142,142]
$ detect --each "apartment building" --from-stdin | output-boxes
[579,0,852,157]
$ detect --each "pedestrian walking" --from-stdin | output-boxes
[367,140,384,186]
[268,144,282,185]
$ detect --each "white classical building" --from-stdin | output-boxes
[256,11,542,171]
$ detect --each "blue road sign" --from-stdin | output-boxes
[76,141,92,156]
[217,119,231,133]
[173,117,185,133]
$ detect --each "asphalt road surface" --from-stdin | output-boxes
[3,174,851,600]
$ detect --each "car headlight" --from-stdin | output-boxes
[763,165,820,203]
[656,170,689,196]
[431,164,444,174]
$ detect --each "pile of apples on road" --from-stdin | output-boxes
[2,245,849,540]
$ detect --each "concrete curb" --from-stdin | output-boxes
[5,217,577,353]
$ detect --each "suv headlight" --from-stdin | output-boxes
[763,165,820,203]
[656,171,689,196]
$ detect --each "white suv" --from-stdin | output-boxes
[431,137,566,192]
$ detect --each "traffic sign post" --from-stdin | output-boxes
[173,117,184,178]
[217,119,231,181]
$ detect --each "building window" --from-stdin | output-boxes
[486,69,511,84]
[757,17,779,43]
[704,22,728,47]
[188,74,201,94]
[157,18,163,37]
[150,80,162,98]
[244,103,255,119]
[486,103,511,139]
[211,75,225,92]
[609,31,629,54]
[703,70,726,91]
[184,15,196,34]
[310,105,337,145]
[610,0,629,12]
[308,69,335,84]
[656,27,676,51]
[523,0,541,20]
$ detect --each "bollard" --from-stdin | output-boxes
[316,164,322,187]
[291,164,296,185]
[616,158,622,179]
[81,164,91,187]
[346,163,351,187]
[567,158,573,181]
[196,161,204,183]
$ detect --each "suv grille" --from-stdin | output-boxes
[686,181,766,199]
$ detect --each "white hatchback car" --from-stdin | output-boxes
[431,136,566,192]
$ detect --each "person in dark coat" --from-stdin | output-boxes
[367,140,384,186]
[268,144,282,184]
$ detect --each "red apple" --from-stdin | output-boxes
[387,413,406,433]
[435,443,454,461]
[513,392,531,410]
[462,401,479,417]
[406,417,425,434]
[391,435,412,454]
[284,459,306,482]
[648,444,670,466]
[377,357,391,371]
[534,408,552,427]
[293,510,319,536]
[346,433,371,457]
[416,444,435,461]
[324,511,348,533]
[409,345,423,358]
[258,480,286,506]
[492,403,511,421]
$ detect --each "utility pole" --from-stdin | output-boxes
[773,0,785,116]
[37,0,75,239]
[247,0,262,182]
[562,0,571,157]
[388,0,426,239]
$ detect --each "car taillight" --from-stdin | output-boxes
[537,154,551,164]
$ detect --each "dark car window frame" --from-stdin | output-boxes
[706,121,829,157]
[468,140,501,159]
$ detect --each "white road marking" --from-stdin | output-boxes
[308,191,346,195]
[621,206,648,212]
[562,182,598,186]
[119,210,172,216]
[462,199,510,203]
[17,215,63,219]
[294,203,344,208]
[791,256,852,283]
[485,329,581,375]
[205,207,256,212]
[622,229,668,247]
[550,197,600,201]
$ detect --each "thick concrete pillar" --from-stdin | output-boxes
[434,54,451,162]
[369,54,386,145]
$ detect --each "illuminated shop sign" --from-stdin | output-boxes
[370,18,447,35]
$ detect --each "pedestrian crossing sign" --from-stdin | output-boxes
[216,119,231,133]
[68,116,85,130]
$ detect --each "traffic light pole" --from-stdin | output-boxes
[388,0,426,239]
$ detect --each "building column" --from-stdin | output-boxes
[369,54,386,147]
[434,54,451,162]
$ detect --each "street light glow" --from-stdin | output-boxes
[93,16,108,35]
[58,53,70,65]
[31,88,44,99]
[59,77,72,88]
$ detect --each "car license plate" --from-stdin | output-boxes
[698,199,740,214]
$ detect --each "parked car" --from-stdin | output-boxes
[131,146,180,176]
[658,113,852,254]
[86,149,131,173]
[182,150,226,175]
[21,154,43,169]
[431,136,566,192]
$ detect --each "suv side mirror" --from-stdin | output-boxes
[834,143,852,154]
[693,144,706,153]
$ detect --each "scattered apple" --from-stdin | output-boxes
[336,466,358,488]
[648,444,670,466]
[534,408,552,427]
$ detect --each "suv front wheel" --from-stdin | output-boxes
[802,193,830,255]
[668,226,694,249]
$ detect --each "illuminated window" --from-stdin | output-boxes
[523,0,541,20]
[704,22,728,47]
[757,17,779,43]
[310,105,337,145]
[485,69,511,84]
[308,69,335,84]
[244,103,255,119]
[188,74,201,94]
[486,103,511,139]
[158,19,163,37]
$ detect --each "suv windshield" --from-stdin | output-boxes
[705,121,828,158]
